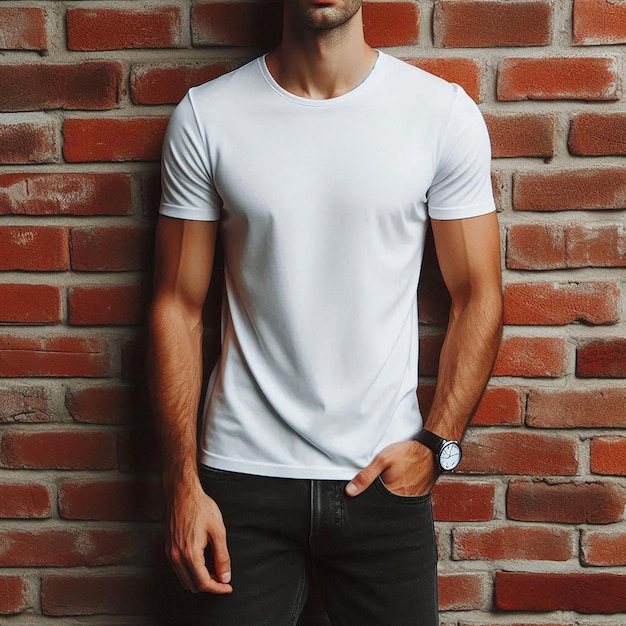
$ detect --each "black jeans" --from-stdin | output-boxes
[193,466,439,626]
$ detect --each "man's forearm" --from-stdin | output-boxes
[148,298,204,491]
[424,289,503,442]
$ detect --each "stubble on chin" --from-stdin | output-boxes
[286,0,363,31]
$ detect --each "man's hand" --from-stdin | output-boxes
[165,481,233,594]
[345,440,438,497]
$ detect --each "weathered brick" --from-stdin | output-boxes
[68,285,148,326]
[461,431,578,476]
[0,576,27,615]
[0,430,116,470]
[453,525,573,561]
[0,63,122,112]
[492,337,568,378]
[569,112,626,156]
[0,7,47,50]
[403,57,482,101]
[513,169,626,210]
[484,113,555,158]
[577,339,626,378]
[574,0,626,45]
[507,479,626,524]
[130,62,235,105]
[0,117,57,164]
[0,226,69,271]
[496,572,626,613]
[590,437,626,476]
[362,2,420,47]
[504,281,619,325]
[0,284,61,323]
[41,574,159,616]
[70,226,153,272]
[582,530,626,566]
[67,7,183,51]
[0,530,134,566]
[0,387,49,422]
[0,483,51,518]
[0,336,110,378]
[0,173,132,216]
[471,387,525,426]
[63,118,168,163]
[497,57,620,101]
[65,385,139,425]
[431,480,496,521]
[527,389,626,428]
[438,572,487,610]
[507,224,626,270]
[59,480,163,521]
[434,0,552,47]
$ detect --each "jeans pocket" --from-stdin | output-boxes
[373,475,431,504]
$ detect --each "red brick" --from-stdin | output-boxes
[528,389,626,428]
[513,168,626,211]
[492,337,568,378]
[63,118,168,163]
[471,387,525,426]
[67,7,183,51]
[65,385,138,425]
[577,339,626,378]
[0,7,47,50]
[438,572,487,610]
[69,285,148,326]
[192,2,283,47]
[507,479,626,524]
[591,437,626,476]
[434,0,552,47]
[0,118,57,164]
[70,226,153,271]
[453,525,573,561]
[59,480,163,521]
[569,112,626,155]
[0,483,51,518]
[0,430,116,470]
[0,387,49,422]
[504,281,619,325]
[431,480,496,521]
[574,0,626,45]
[130,62,235,105]
[362,2,420,47]
[41,574,158,616]
[0,576,27,615]
[0,336,110,378]
[507,224,626,270]
[417,271,449,325]
[582,530,626,566]
[0,284,61,323]
[484,113,555,158]
[495,572,626,613]
[0,530,134,566]
[403,57,482,101]
[0,226,69,271]
[497,57,620,101]
[461,431,578,476]
[0,173,132,216]
[118,428,161,473]
[121,337,147,381]
[0,62,122,112]
[418,333,445,376]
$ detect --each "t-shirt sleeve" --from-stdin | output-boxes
[427,86,496,221]
[159,92,222,221]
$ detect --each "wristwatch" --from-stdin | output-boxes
[416,429,462,472]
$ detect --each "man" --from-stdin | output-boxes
[148,0,503,622]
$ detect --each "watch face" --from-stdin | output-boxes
[439,441,462,471]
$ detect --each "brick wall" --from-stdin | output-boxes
[0,0,624,624]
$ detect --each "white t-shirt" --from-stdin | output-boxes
[160,51,495,479]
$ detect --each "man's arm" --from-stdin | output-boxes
[346,211,503,496]
[148,215,232,594]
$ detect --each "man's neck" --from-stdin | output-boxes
[265,8,378,100]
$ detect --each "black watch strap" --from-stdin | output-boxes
[416,428,445,453]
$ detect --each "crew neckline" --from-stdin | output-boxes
[259,50,384,107]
